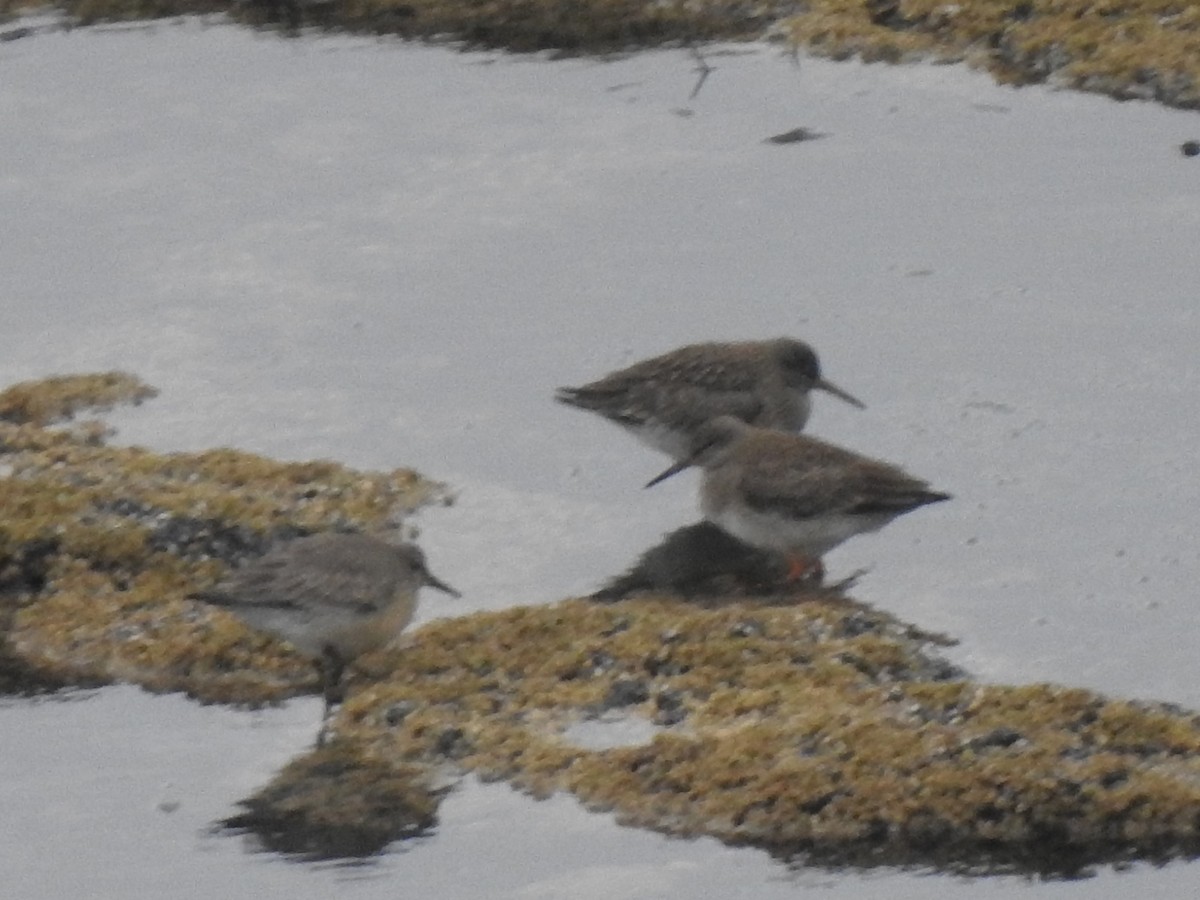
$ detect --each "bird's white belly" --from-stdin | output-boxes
[239,594,415,661]
[706,502,889,559]
[623,395,813,457]
[622,421,693,461]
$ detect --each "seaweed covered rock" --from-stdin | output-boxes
[7,372,1200,876]
[335,598,1200,875]
[24,0,1200,110]
[0,372,447,702]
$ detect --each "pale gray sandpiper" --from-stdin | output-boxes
[192,532,459,735]
[644,416,950,581]
[555,338,864,461]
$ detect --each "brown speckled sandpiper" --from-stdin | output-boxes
[644,416,950,581]
[192,532,458,739]
[555,337,864,460]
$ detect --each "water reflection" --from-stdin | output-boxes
[220,740,447,860]
[591,521,858,603]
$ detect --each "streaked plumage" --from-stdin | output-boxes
[645,416,950,579]
[556,338,863,460]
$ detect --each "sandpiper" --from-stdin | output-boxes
[644,416,950,580]
[555,338,864,460]
[192,532,459,738]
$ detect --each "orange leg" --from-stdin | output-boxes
[785,555,824,583]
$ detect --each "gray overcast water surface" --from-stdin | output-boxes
[2,17,1199,898]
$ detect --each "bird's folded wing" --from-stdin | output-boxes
[738,462,858,520]
[196,563,394,615]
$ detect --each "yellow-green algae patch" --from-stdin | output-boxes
[779,0,1200,107]
[7,374,1200,873]
[0,372,447,700]
[0,371,158,426]
[8,0,1200,110]
[318,597,1200,874]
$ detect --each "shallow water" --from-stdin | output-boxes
[2,16,1199,897]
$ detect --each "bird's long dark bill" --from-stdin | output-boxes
[426,572,462,598]
[645,459,691,489]
[816,377,866,409]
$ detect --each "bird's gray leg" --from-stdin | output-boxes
[315,646,346,748]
